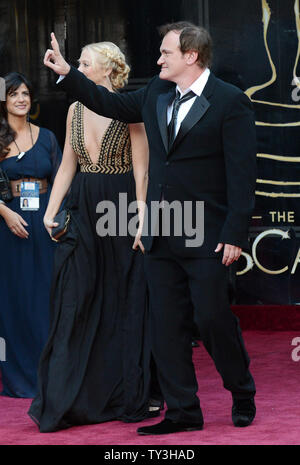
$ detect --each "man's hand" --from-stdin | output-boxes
[132,229,145,253]
[44,32,71,75]
[215,243,241,266]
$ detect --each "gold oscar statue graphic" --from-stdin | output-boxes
[245,0,300,200]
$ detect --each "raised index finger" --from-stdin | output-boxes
[50,32,60,54]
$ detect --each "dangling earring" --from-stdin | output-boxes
[26,112,30,122]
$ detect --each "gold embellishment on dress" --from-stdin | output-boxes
[70,101,132,174]
[80,163,132,174]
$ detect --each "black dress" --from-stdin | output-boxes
[28,103,155,432]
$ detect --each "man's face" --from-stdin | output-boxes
[157,31,187,83]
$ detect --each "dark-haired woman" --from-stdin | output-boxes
[0,72,62,397]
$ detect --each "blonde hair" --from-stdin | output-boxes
[82,42,130,89]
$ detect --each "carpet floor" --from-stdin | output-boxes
[0,331,299,446]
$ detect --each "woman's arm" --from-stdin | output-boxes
[43,103,78,235]
[129,123,149,252]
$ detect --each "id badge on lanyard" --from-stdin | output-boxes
[20,181,40,211]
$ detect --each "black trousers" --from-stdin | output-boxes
[144,235,256,424]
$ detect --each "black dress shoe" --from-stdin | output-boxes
[137,418,203,435]
[232,398,256,427]
[191,340,199,348]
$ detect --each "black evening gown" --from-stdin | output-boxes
[28,103,153,432]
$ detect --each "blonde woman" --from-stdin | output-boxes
[28,42,162,432]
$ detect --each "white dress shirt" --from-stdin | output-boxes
[57,75,65,84]
[167,68,210,137]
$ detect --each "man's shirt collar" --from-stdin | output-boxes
[176,68,210,98]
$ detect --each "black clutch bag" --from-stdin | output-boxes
[0,167,13,202]
[51,209,71,242]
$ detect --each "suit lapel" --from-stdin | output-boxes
[169,73,216,154]
[170,94,210,152]
[156,88,176,153]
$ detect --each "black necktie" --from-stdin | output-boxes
[168,90,195,148]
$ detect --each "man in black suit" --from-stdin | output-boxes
[44,22,256,435]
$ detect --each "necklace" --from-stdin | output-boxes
[14,122,34,161]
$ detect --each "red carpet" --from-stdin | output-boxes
[0,330,299,445]
[232,305,300,331]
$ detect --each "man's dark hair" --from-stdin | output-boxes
[158,21,212,68]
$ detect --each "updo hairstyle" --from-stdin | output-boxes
[82,42,130,89]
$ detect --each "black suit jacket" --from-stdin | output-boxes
[60,67,257,257]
